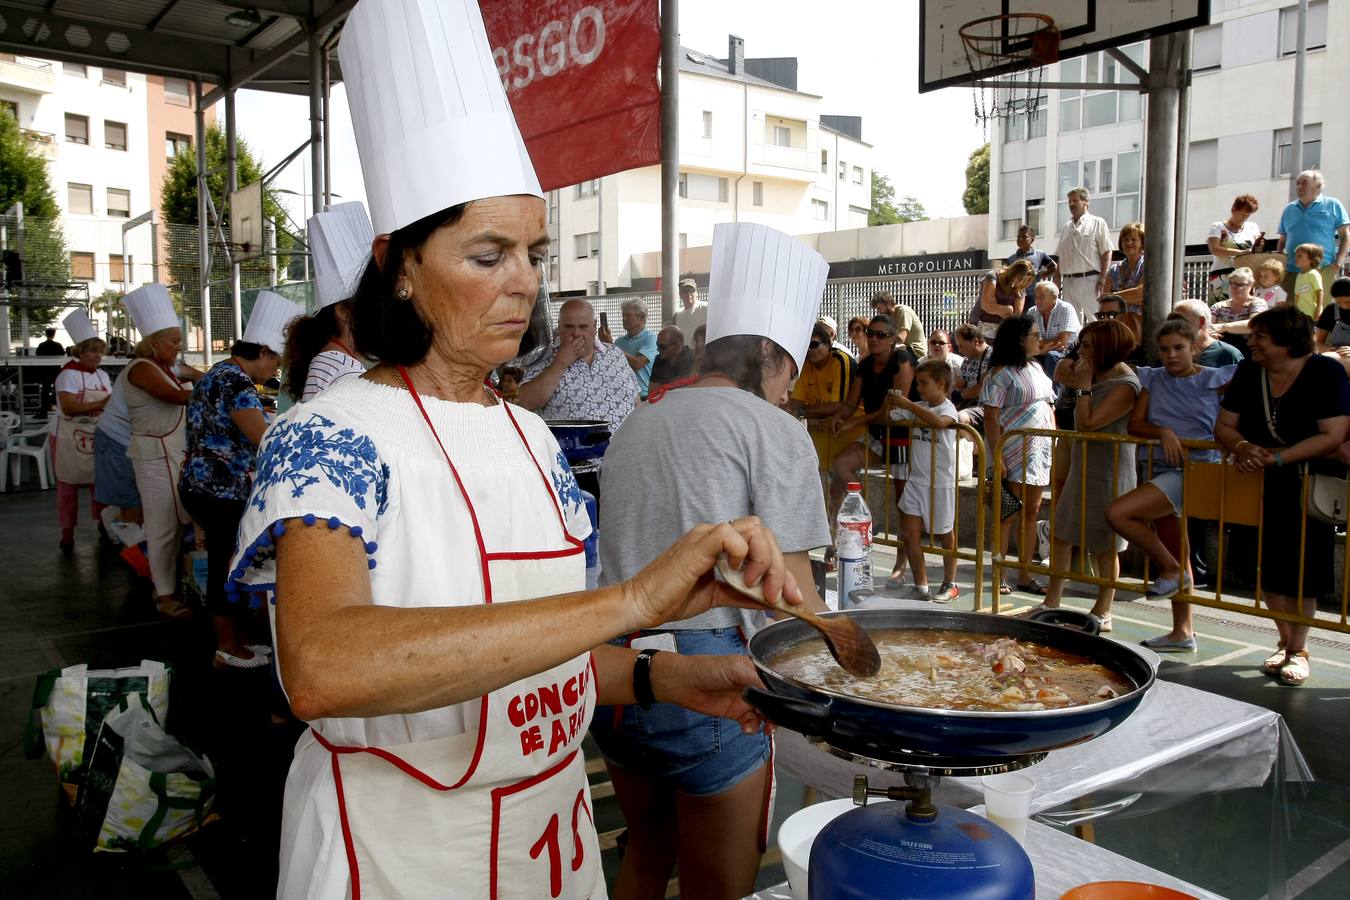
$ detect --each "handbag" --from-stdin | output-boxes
[1260,370,1348,525]
[997,478,1023,521]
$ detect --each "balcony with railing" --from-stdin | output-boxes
[23,129,58,159]
[0,55,56,93]
[754,142,816,181]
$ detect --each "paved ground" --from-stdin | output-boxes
[3,487,1348,898]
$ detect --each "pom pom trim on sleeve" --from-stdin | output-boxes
[226,514,378,608]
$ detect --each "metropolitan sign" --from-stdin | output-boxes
[483,0,662,192]
[828,251,988,280]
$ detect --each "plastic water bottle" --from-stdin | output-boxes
[836,482,873,609]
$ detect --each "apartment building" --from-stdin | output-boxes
[0,55,208,304]
[987,0,1342,261]
[548,36,873,294]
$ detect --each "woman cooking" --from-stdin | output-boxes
[49,309,111,551]
[121,283,203,620]
[284,202,372,402]
[227,3,795,896]
[596,223,833,899]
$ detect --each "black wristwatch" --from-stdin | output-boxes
[633,648,662,710]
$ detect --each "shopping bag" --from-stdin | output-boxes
[75,694,216,852]
[25,660,171,804]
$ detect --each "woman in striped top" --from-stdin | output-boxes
[283,299,366,402]
[981,315,1057,594]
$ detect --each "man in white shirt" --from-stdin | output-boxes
[672,279,707,336]
[517,299,639,432]
[1054,187,1114,321]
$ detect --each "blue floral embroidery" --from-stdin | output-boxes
[551,450,585,520]
[250,412,389,515]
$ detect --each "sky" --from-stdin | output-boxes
[234,1,989,233]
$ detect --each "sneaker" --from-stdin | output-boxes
[1145,573,1192,600]
[930,582,960,604]
[1036,519,1051,564]
[1140,634,1198,652]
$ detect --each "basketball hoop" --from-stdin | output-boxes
[959,13,1060,134]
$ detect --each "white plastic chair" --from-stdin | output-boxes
[0,425,52,491]
[0,410,18,443]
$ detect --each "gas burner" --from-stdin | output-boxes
[809,734,1046,777]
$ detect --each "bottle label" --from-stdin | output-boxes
[836,518,872,608]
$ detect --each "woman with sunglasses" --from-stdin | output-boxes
[788,322,863,532]
[830,314,917,587]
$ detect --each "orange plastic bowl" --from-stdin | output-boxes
[1061,883,1196,900]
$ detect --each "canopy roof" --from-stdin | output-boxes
[0,0,353,97]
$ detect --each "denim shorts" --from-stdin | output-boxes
[1144,463,1184,516]
[590,628,770,797]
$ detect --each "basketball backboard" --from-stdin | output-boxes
[919,0,1211,92]
[228,181,264,264]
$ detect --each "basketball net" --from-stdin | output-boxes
[960,14,1060,137]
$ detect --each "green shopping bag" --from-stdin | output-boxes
[25,660,171,804]
[75,693,216,852]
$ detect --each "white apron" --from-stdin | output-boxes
[309,370,602,900]
[54,368,109,485]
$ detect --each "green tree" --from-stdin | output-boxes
[160,124,297,334]
[895,196,928,223]
[0,107,71,331]
[963,143,990,215]
[870,171,928,225]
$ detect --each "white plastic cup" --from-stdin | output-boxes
[981,772,1035,845]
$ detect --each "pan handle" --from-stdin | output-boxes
[743,687,833,737]
[1028,606,1101,636]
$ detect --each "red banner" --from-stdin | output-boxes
[482,0,662,192]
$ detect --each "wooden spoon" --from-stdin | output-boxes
[716,555,881,678]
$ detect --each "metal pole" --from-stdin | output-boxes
[226,90,243,338]
[1289,0,1308,199]
[596,178,604,296]
[659,0,679,326]
[1142,34,1181,360]
[195,79,212,364]
[309,30,326,220]
[1172,33,1192,303]
[322,49,333,207]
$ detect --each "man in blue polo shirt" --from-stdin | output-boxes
[608,299,658,400]
[1276,170,1349,297]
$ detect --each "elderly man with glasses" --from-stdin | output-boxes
[649,325,696,391]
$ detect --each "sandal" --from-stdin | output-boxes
[214,648,270,670]
[1278,650,1310,686]
[1261,643,1288,676]
[155,596,193,620]
[1017,579,1047,596]
[997,581,1013,596]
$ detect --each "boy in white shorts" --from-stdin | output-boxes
[889,360,960,602]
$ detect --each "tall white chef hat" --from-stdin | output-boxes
[62,308,98,345]
[309,202,374,310]
[243,291,303,356]
[121,283,179,336]
[705,223,831,373]
[338,0,543,236]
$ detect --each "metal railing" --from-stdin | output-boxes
[989,427,1350,636]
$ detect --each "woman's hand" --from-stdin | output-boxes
[1160,427,1185,467]
[652,653,770,735]
[1064,358,1094,390]
[1233,442,1274,472]
[622,518,801,632]
[827,414,847,436]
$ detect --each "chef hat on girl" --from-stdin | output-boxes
[338,0,542,235]
[705,223,830,373]
[309,202,374,310]
[243,291,303,356]
[121,283,179,336]
[62,308,98,345]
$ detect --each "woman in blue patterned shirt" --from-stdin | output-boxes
[179,339,279,669]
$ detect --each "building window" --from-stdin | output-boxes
[1001,218,1023,241]
[1192,25,1222,72]
[1057,47,1144,134]
[109,254,130,283]
[679,172,728,202]
[820,149,828,174]
[702,110,712,139]
[105,120,127,151]
[838,161,846,181]
[575,179,599,199]
[107,188,131,218]
[163,77,192,106]
[548,254,558,278]
[847,205,871,228]
[1279,1,1328,56]
[1,100,17,122]
[811,199,829,221]
[71,252,95,281]
[852,166,864,185]
[65,114,89,145]
[752,181,764,207]
[574,232,599,260]
[102,68,127,86]
[1188,139,1219,190]
[64,62,87,77]
[1274,124,1322,177]
[1055,151,1140,229]
[166,132,192,157]
[67,183,93,215]
[772,125,791,147]
[546,190,558,225]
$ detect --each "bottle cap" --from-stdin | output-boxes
[847,482,862,492]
